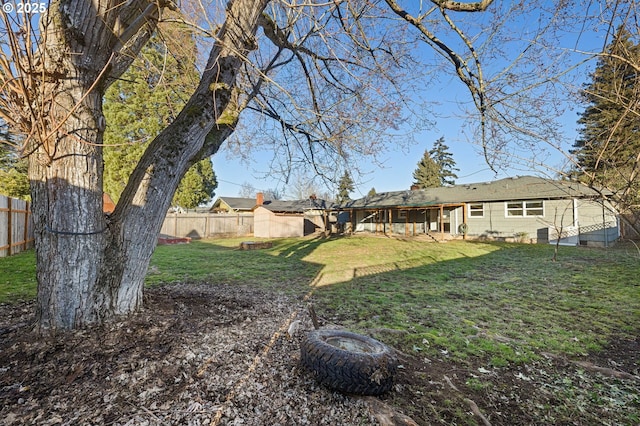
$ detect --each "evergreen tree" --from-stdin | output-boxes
[336,171,355,204]
[103,30,217,209]
[429,137,458,186]
[572,26,640,208]
[171,160,217,208]
[0,162,30,200]
[0,126,29,200]
[412,150,441,188]
[367,187,377,197]
[0,124,11,169]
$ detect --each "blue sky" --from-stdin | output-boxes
[209,3,611,201]
[212,104,506,198]
[211,83,585,201]
[211,104,577,200]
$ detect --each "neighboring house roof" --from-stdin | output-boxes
[343,176,605,210]
[257,198,329,213]
[210,197,256,212]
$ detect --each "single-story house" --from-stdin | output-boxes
[341,176,619,246]
[254,194,329,238]
[209,197,256,214]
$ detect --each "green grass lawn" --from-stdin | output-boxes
[3,236,638,366]
[0,249,36,302]
[3,235,638,424]
[307,238,640,365]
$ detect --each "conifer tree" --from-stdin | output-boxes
[572,26,640,209]
[429,137,458,186]
[0,125,10,168]
[0,126,29,199]
[103,29,217,209]
[336,171,355,204]
[412,150,441,188]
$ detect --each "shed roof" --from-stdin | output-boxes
[343,176,604,210]
[257,198,329,213]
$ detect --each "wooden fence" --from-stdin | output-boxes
[620,213,640,240]
[0,195,34,257]
[160,213,254,239]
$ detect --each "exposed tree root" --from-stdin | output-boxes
[444,374,493,426]
[542,352,639,381]
[364,397,419,426]
[307,303,320,330]
[573,360,639,381]
[464,398,492,426]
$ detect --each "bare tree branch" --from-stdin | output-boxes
[432,0,494,12]
[383,0,492,169]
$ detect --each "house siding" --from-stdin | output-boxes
[210,197,256,213]
[573,199,619,246]
[304,211,326,232]
[348,198,618,244]
[342,176,620,245]
[465,198,617,243]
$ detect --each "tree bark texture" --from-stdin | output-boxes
[31,0,269,329]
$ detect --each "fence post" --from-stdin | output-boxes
[173,213,178,237]
[23,201,30,251]
[7,197,12,256]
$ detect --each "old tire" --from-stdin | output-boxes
[300,329,398,395]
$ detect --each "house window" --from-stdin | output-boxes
[468,203,484,217]
[398,210,407,219]
[505,200,544,217]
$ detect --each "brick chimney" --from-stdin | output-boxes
[410,184,421,191]
[256,192,264,206]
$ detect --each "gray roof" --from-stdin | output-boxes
[257,198,329,213]
[210,197,256,211]
[343,176,604,210]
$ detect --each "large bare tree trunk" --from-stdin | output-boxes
[30,86,107,328]
[30,0,268,329]
[29,0,130,328]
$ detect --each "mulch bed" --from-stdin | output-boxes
[0,284,381,425]
[1,283,638,425]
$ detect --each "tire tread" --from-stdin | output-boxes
[300,329,397,395]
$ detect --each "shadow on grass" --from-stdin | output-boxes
[305,240,640,426]
[202,235,638,365]
[305,241,639,361]
[4,235,638,425]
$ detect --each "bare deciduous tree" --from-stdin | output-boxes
[0,0,457,329]
[1,0,271,329]
[2,0,635,330]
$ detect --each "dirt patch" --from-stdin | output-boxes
[1,283,638,425]
[0,284,379,425]
[384,338,639,425]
